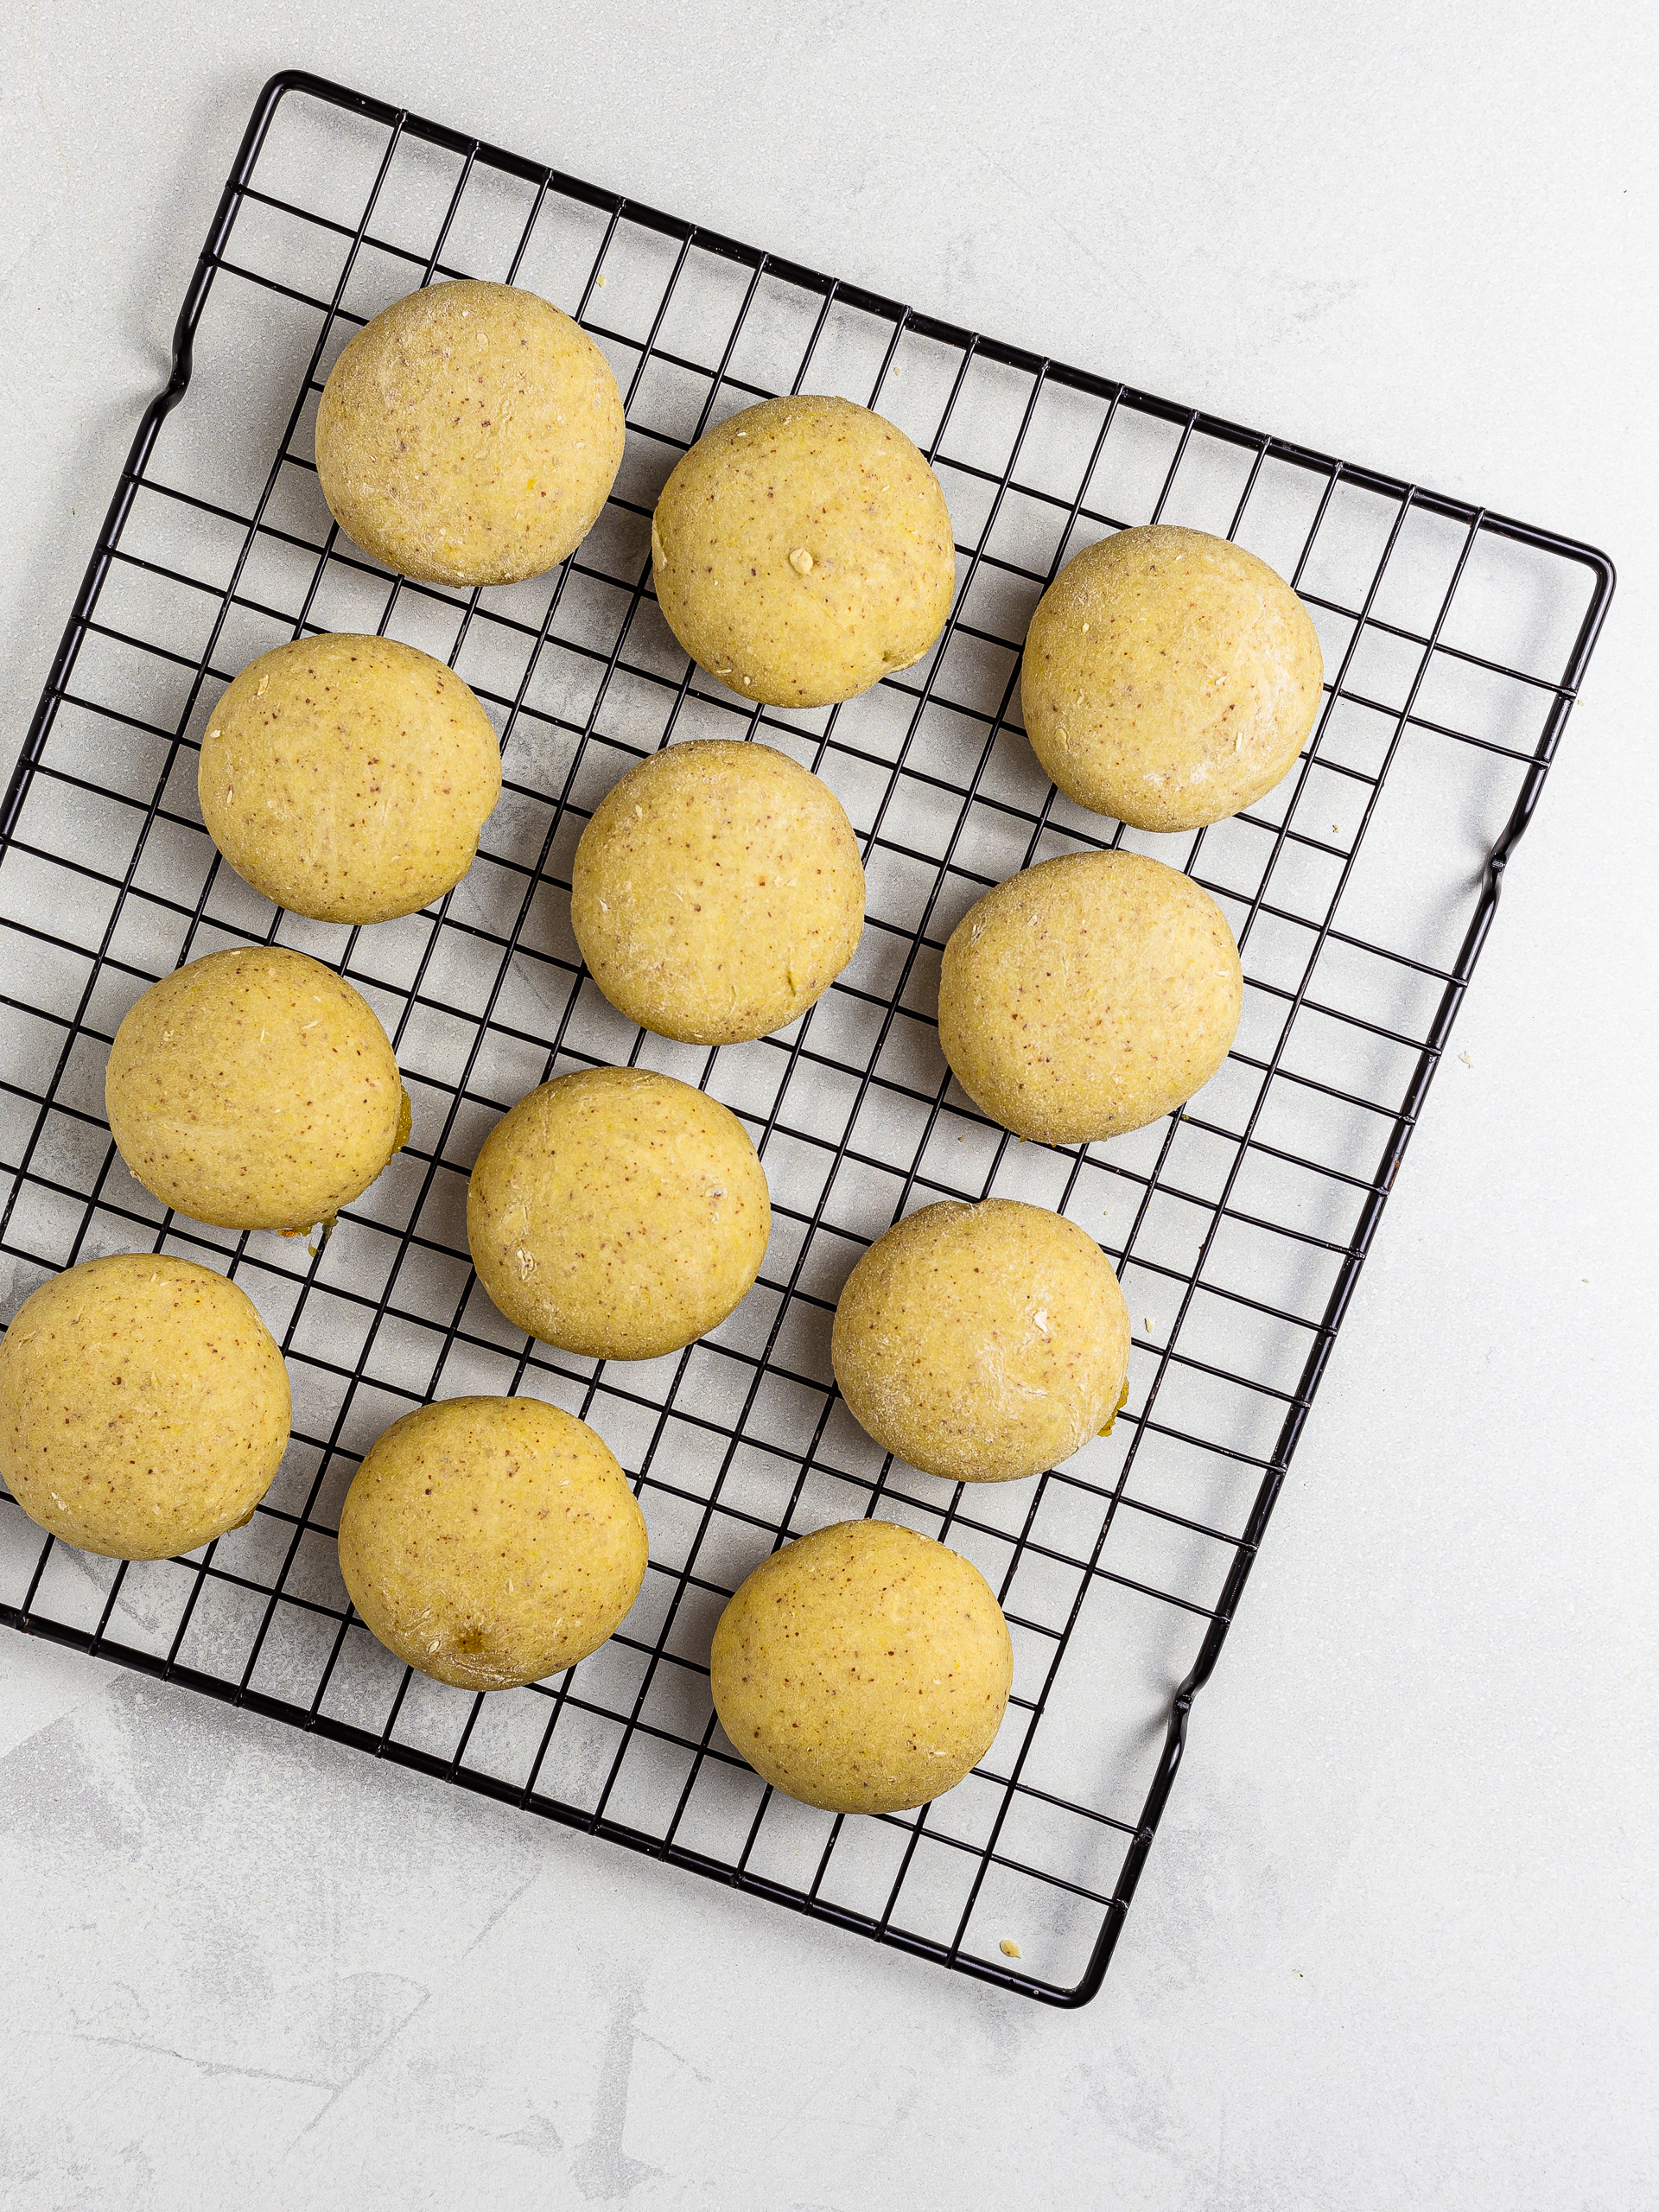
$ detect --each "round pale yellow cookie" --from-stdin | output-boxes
[467,1066,769,1360]
[337,1395,647,1691]
[105,947,410,1233]
[938,849,1243,1145]
[315,279,626,586]
[0,1254,289,1560]
[1022,525,1324,832]
[831,1198,1131,1484]
[570,740,865,1045]
[710,1520,1012,1815]
[651,394,957,708]
[199,633,501,925]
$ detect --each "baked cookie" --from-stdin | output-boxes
[711,1520,1012,1815]
[105,948,410,1232]
[0,1254,289,1560]
[651,395,956,707]
[1021,525,1324,831]
[200,633,501,925]
[831,1198,1131,1484]
[337,1395,647,1691]
[570,740,865,1044]
[315,279,625,586]
[938,849,1243,1145]
[467,1066,769,1360]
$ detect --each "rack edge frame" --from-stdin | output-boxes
[0,67,1618,2011]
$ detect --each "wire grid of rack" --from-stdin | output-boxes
[0,71,1613,2006]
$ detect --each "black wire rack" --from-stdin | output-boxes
[0,70,1614,2007]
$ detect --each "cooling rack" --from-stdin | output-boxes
[0,69,1614,2006]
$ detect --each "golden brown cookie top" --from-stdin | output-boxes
[315,278,625,586]
[651,395,957,708]
[571,739,865,1046]
[0,1253,289,1560]
[200,633,501,925]
[1022,524,1324,832]
[831,1198,1131,1484]
[938,849,1243,1147]
[467,1065,770,1361]
[337,1395,647,1691]
[105,947,408,1233]
[711,1519,1012,1815]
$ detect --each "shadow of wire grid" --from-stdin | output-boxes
[0,73,1611,2005]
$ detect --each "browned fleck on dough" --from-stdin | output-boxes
[0,1254,290,1560]
[315,279,625,587]
[105,947,410,1232]
[651,395,956,709]
[467,1065,769,1362]
[831,1198,1131,1484]
[570,740,865,1046]
[200,633,501,925]
[710,1521,1012,1815]
[336,1395,646,1692]
[1021,525,1324,832]
[938,849,1243,1145]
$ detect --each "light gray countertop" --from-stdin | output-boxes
[2,5,1654,2206]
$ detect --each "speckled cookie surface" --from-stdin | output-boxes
[199,634,502,924]
[336,1395,647,1692]
[831,1198,1131,1484]
[315,279,625,587]
[651,395,957,708]
[1021,525,1324,831]
[467,1066,769,1361]
[0,1255,290,1560]
[938,849,1243,1145]
[710,1520,1012,1815]
[105,948,410,1233]
[570,740,865,1045]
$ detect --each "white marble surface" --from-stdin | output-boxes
[2,3,1655,2206]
